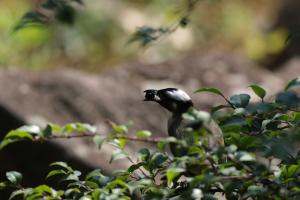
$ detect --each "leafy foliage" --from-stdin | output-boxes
[14,0,83,31]
[2,79,300,199]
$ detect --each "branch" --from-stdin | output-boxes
[44,132,165,143]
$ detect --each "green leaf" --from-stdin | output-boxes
[18,125,41,134]
[221,115,247,127]
[50,162,73,172]
[46,170,67,179]
[85,169,102,181]
[194,87,225,98]
[9,189,26,200]
[0,130,33,150]
[30,185,56,197]
[229,94,251,108]
[110,149,128,163]
[64,170,81,181]
[14,12,46,31]
[118,138,128,149]
[157,137,177,150]
[285,77,300,91]
[138,148,150,161]
[136,130,152,139]
[235,151,255,162]
[245,185,268,197]
[246,103,275,114]
[128,162,146,173]
[111,123,128,134]
[93,135,106,149]
[166,167,185,186]
[150,153,168,168]
[249,84,266,100]
[282,164,299,178]
[0,182,6,189]
[63,123,97,134]
[211,105,229,114]
[6,171,22,185]
[275,91,299,108]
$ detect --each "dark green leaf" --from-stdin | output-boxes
[150,153,168,168]
[194,87,225,98]
[6,171,22,185]
[138,148,151,161]
[275,91,299,108]
[249,84,266,100]
[245,185,268,197]
[229,94,251,108]
[128,162,146,173]
[285,77,300,91]
[246,103,275,114]
[211,105,229,114]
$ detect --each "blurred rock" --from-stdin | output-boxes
[0,51,289,193]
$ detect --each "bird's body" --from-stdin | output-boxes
[144,88,193,114]
[144,88,223,156]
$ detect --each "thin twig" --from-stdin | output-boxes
[127,156,148,178]
[46,132,164,143]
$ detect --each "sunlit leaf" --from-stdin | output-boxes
[249,84,266,100]
[46,170,67,179]
[166,167,185,186]
[0,130,33,150]
[9,189,26,200]
[93,135,106,150]
[50,162,73,172]
[136,130,152,139]
[111,123,128,134]
[110,149,128,163]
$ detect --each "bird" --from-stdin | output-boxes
[144,88,223,156]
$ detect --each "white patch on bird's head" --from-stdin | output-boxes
[166,89,191,102]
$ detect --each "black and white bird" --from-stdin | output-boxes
[144,88,223,156]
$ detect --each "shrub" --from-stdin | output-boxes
[1,79,300,199]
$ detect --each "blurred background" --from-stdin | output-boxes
[0,0,290,70]
[1,0,300,198]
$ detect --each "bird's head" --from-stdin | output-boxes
[144,88,193,114]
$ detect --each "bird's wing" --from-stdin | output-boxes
[157,88,191,102]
